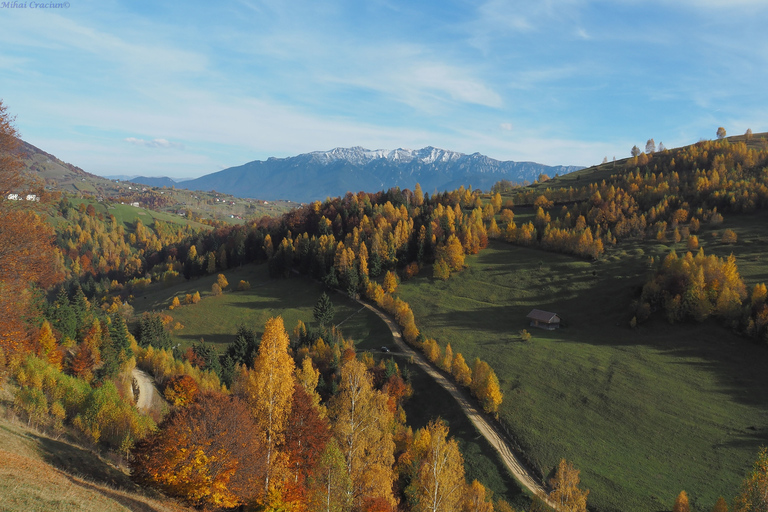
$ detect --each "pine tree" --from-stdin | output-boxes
[314,293,335,329]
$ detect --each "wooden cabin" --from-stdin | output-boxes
[526,309,561,330]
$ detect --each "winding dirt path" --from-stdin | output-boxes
[132,368,161,412]
[358,300,557,508]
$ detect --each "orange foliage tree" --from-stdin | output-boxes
[0,100,58,359]
[131,391,264,509]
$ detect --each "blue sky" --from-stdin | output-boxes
[1,0,766,179]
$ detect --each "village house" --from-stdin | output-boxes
[526,309,561,330]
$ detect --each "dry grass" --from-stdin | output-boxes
[0,403,188,512]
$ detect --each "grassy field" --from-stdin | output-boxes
[395,231,768,512]
[0,395,187,512]
[131,263,392,353]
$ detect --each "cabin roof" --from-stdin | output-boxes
[526,309,560,323]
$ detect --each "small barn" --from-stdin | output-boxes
[526,309,561,330]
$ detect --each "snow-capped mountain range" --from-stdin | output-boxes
[130,146,583,203]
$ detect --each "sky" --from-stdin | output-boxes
[1,0,766,179]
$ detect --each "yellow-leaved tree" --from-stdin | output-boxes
[470,359,503,414]
[408,419,466,512]
[549,459,589,512]
[233,316,296,504]
[733,446,768,512]
[329,358,396,511]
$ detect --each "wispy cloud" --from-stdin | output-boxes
[125,138,185,149]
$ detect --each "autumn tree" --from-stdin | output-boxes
[383,270,399,294]
[722,229,738,244]
[717,126,727,140]
[329,358,397,510]
[441,343,454,372]
[549,459,589,512]
[451,353,472,387]
[464,479,494,512]
[307,438,352,512]
[234,316,296,502]
[163,374,199,407]
[131,391,264,508]
[470,359,503,414]
[408,419,466,512]
[631,145,641,157]
[646,138,656,154]
[37,320,62,369]
[217,273,229,291]
[0,100,58,359]
[733,446,768,512]
[672,490,690,512]
[284,382,332,504]
[712,496,729,512]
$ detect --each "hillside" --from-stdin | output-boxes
[11,138,295,223]
[0,394,187,512]
[130,146,583,203]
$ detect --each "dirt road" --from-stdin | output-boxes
[132,368,161,412]
[359,300,557,508]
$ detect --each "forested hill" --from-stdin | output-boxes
[131,146,583,202]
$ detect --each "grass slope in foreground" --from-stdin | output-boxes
[0,398,187,512]
[396,239,768,512]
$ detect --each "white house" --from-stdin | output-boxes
[7,193,19,200]
[25,194,39,202]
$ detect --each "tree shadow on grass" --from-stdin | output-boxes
[32,433,132,489]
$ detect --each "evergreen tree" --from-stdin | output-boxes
[226,324,260,367]
[136,313,172,349]
[314,293,335,329]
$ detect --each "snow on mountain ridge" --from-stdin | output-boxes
[308,146,469,166]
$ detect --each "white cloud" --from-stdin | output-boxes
[500,123,513,131]
[125,138,185,149]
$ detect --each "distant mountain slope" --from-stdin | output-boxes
[132,147,583,202]
[17,139,93,181]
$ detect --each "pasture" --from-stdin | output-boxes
[395,237,768,512]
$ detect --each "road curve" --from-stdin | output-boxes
[132,368,161,412]
[358,300,557,509]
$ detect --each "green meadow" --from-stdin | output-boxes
[395,235,768,512]
[131,264,389,352]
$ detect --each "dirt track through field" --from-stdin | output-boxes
[358,300,557,509]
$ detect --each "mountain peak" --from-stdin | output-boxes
[137,146,583,203]
[308,146,466,166]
